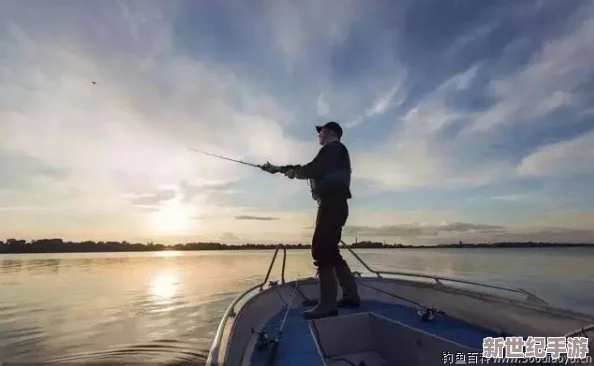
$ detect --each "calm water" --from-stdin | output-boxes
[1,248,593,364]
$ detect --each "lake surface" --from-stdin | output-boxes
[1,248,593,364]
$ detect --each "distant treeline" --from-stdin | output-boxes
[0,238,593,254]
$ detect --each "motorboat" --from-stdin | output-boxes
[206,243,594,365]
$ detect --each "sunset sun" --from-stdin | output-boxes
[149,200,194,236]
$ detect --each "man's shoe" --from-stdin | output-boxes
[337,296,360,308]
[302,298,318,307]
[302,266,338,320]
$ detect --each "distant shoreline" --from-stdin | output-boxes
[1,239,593,254]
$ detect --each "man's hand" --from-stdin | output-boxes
[260,162,282,174]
[284,169,296,179]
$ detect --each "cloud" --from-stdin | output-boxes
[345,81,407,129]
[124,189,176,208]
[480,227,594,244]
[517,131,594,177]
[220,232,239,241]
[316,93,329,116]
[351,65,513,190]
[0,2,310,207]
[0,1,319,241]
[446,23,497,60]
[235,215,280,221]
[343,222,505,238]
[520,210,594,231]
[341,221,594,244]
[178,179,240,203]
[349,1,594,193]
[263,0,363,72]
[0,151,69,191]
[439,64,479,91]
[489,194,534,202]
[465,8,594,133]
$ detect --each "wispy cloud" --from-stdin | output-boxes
[517,130,594,178]
[459,7,594,135]
[235,215,280,221]
[343,221,594,244]
[316,93,329,116]
[220,232,239,241]
[345,82,407,129]
[489,194,534,202]
[125,189,176,207]
[0,152,69,191]
[351,64,510,190]
[344,222,505,238]
[351,2,594,193]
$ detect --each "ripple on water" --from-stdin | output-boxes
[50,339,208,365]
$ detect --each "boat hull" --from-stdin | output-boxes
[207,275,594,366]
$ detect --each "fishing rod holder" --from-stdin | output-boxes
[417,307,445,322]
[251,328,270,351]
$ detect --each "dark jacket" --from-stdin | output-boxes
[287,141,352,201]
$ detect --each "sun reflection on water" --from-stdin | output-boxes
[153,250,183,258]
[149,271,179,302]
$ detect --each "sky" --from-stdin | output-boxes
[1,0,594,245]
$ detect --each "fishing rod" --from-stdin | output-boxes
[187,147,295,174]
[187,147,263,168]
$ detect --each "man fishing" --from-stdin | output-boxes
[261,121,360,319]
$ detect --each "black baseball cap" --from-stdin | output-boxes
[315,121,343,138]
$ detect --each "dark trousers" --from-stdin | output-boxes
[311,197,349,268]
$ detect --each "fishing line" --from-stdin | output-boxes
[278,284,298,331]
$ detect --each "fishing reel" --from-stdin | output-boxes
[417,307,444,321]
[260,161,280,174]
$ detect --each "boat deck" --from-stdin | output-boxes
[249,299,500,366]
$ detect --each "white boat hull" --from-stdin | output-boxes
[206,245,594,366]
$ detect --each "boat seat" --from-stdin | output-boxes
[248,299,502,366]
[309,311,479,366]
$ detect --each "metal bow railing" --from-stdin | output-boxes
[206,244,288,366]
[339,240,548,304]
